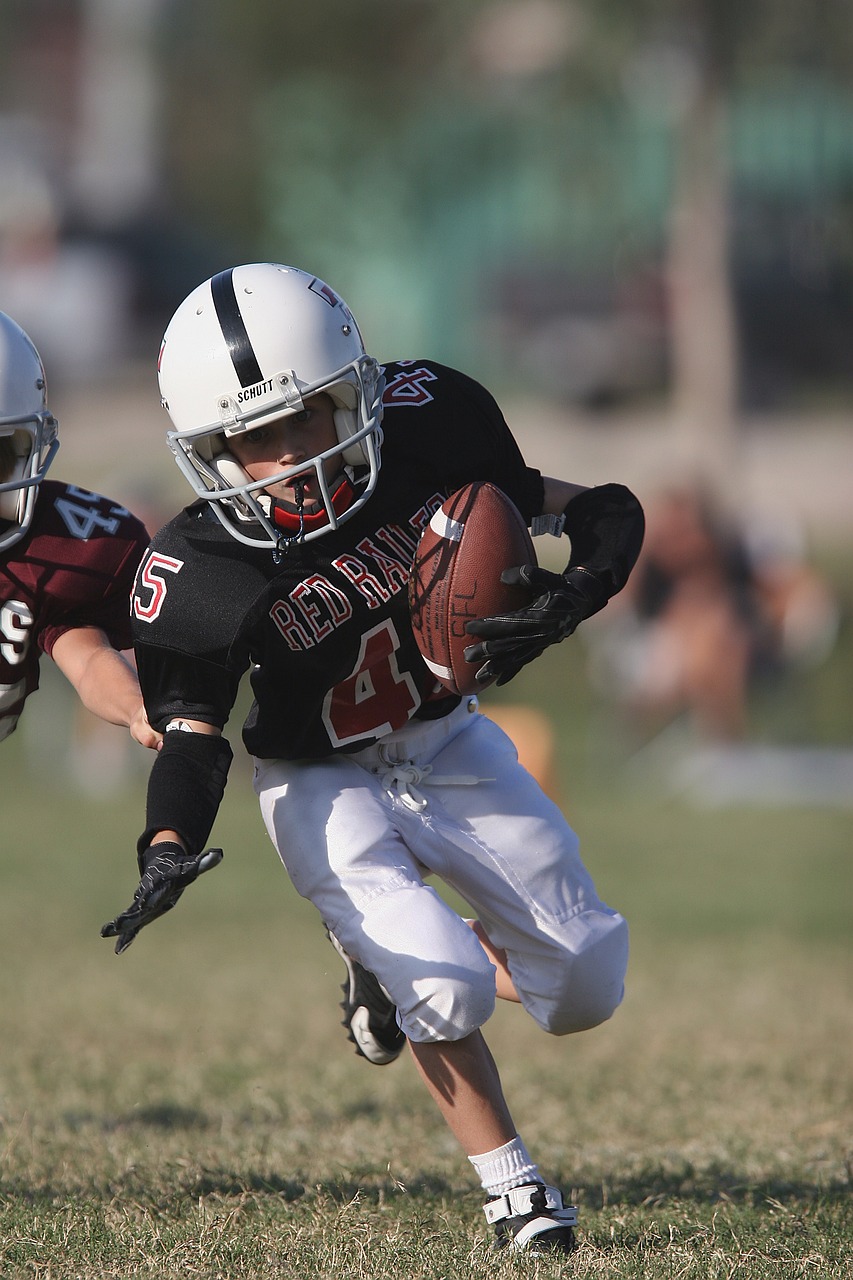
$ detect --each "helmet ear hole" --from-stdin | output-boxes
[334,407,366,467]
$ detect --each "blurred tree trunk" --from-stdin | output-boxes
[664,23,741,494]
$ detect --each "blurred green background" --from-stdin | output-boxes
[2,1,852,406]
[1,0,850,927]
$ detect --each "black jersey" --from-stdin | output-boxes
[1,480,148,742]
[132,361,544,759]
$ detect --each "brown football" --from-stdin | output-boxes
[409,481,536,696]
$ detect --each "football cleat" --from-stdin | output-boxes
[484,1182,578,1253]
[326,930,406,1065]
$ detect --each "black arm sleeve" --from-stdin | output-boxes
[563,483,645,598]
[137,731,234,863]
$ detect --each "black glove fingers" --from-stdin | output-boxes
[195,846,224,876]
[499,563,563,592]
[464,627,552,665]
[113,924,142,956]
[101,846,222,954]
[474,638,548,685]
[102,883,184,934]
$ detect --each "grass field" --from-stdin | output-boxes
[1,620,851,1278]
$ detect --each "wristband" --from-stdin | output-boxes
[138,839,186,875]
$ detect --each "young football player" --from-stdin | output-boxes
[102,263,644,1253]
[0,311,158,750]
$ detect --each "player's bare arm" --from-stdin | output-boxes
[51,626,162,749]
[540,476,588,513]
[1,310,155,750]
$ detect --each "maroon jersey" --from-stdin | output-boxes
[0,480,148,742]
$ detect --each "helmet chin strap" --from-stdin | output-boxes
[268,469,360,562]
[272,479,305,563]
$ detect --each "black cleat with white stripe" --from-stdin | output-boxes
[327,930,406,1065]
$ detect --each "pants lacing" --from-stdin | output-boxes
[374,742,493,812]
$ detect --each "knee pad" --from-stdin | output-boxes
[335,883,498,1044]
[399,962,494,1039]
[521,910,629,1036]
[399,940,497,1043]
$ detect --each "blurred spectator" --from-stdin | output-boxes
[587,482,839,743]
[0,141,133,384]
[742,513,840,676]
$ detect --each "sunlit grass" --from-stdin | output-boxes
[1,626,851,1277]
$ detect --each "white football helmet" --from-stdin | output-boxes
[158,263,385,552]
[0,312,59,552]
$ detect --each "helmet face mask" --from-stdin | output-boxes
[158,264,385,550]
[0,312,59,552]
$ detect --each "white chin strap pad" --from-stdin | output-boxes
[334,407,367,467]
[0,454,28,521]
[213,453,252,490]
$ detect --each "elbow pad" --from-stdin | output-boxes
[137,730,233,864]
[562,484,645,599]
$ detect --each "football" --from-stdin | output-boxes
[409,481,536,696]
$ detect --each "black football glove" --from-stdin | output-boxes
[101,840,223,955]
[463,564,609,686]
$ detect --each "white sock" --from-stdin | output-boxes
[468,1135,541,1195]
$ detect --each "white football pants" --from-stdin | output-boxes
[254,697,628,1044]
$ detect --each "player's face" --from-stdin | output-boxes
[228,393,340,504]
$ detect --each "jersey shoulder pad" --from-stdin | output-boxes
[131,507,257,655]
[34,480,149,565]
[380,359,496,415]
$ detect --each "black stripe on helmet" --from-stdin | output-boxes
[210,268,264,388]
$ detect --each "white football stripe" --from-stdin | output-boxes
[429,508,464,542]
[422,655,454,681]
